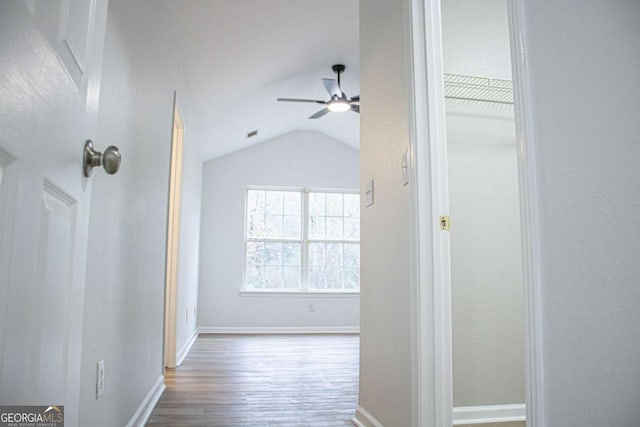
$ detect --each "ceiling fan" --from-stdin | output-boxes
[277,64,360,119]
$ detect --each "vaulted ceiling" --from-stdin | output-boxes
[163,0,360,161]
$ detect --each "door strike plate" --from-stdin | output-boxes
[440,215,450,231]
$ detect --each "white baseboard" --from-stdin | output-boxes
[198,326,360,334]
[176,329,198,366]
[453,403,526,425]
[351,405,384,427]
[126,375,166,427]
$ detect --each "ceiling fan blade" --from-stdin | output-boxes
[350,95,360,102]
[322,78,342,97]
[309,108,330,119]
[351,104,360,113]
[277,98,326,104]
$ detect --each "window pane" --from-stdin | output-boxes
[308,243,326,266]
[343,267,360,290]
[308,215,326,240]
[343,243,359,266]
[264,242,283,265]
[326,193,343,216]
[344,217,359,241]
[265,191,284,214]
[247,214,265,238]
[283,266,301,289]
[344,194,360,217]
[265,214,283,238]
[245,265,264,289]
[247,190,266,215]
[283,215,301,239]
[246,188,359,293]
[282,243,301,266]
[284,192,301,215]
[264,266,282,288]
[309,266,326,290]
[326,217,344,240]
[325,267,343,290]
[309,193,326,216]
[246,242,264,265]
[326,243,343,266]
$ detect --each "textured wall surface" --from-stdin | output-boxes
[520,0,640,425]
[79,1,202,425]
[198,131,360,330]
[442,0,512,79]
[448,111,524,406]
[358,0,414,425]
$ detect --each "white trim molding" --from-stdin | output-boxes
[453,404,526,425]
[176,329,198,366]
[407,0,452,426]
[126,375,165,427]
[508,1,546,426]
[239,290,359,298]
[351,405,384,427]
[199,326,359,335]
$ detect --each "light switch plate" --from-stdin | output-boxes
[96,360,105,399]
[365,180,374,206]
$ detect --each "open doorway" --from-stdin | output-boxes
[407,0,532,425]
[150,1,361,425]
[440,1,526,425]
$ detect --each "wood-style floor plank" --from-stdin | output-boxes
[146,334,359,426]
[147,333,525,427]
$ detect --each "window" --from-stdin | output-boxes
[244,187,360,292]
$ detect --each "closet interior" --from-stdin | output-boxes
[442,0,525,423]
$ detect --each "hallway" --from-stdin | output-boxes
[147,334,359,426]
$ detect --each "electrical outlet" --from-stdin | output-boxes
[96,360,105,399]
[308,303,315,312]
[186,308,189,322]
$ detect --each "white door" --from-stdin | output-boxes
[0,1,108,426]
[164,98,184,369]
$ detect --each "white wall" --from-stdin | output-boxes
[198,131,359,330]
[447,112,524,406]
[358,0,414,425]
[520,1,640,425]
[79,1,202,425]
[442,0,524,408]
[442,0,512,79]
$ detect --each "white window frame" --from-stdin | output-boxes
[242,186,360,295]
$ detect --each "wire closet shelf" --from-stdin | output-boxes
[444,74,513,105]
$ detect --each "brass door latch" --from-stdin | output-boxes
[440,215,450,231]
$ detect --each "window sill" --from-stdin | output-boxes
[239,290,360,297]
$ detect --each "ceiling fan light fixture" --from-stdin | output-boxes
[277,65,359,119]
[327,100,350,113]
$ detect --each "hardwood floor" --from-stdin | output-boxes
[147,333,525,427]
[459,423,525,427]
[147,334,359,426]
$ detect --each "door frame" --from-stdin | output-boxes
[507,2,545,424]
[163,91,185,369]
[406,0,451,425]
[406,0,545,425]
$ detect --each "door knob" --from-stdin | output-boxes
[83,140,121,177]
